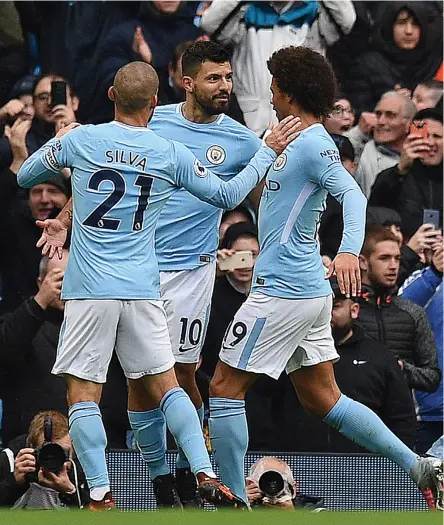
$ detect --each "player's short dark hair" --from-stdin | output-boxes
[182,41,231,78]
[267,46,338,118]
[361,226,400,258]
[170,40,195,71]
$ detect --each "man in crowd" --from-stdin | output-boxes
[400,243,443,454]
[0,247,129,449]
[0,411,88,508]
[0,168,70,314]
[17,60,298,509]
[0,74,79,171]
[355,91,416,197]
[357,226,441,393]
[369,108,443,238]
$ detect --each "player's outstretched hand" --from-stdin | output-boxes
[265,116,301,154]
[326,252,361,298]
[36,218,68,259]
[55,121,81,139]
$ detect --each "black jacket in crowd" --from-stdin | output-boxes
[356,286,441,392]
[0,167,44,315]
[0,298,129,448]
[345,2,443,114]
[0,434,88,508]
[369,161,443,238]
[247,326,416,453]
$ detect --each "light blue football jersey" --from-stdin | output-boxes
[252,123,367,299]
[150,103,261,270]
[17,121,276,300]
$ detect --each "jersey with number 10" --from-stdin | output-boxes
[17,121,276,300]
[150,103,261,271]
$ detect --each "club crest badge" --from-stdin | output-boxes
[273,153,287,171]
[206,145,226,165]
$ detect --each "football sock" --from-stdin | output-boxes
[209,397,248,501]
[176,404,205,470]
[161,388,214,477]
[68,402,110,500]
[128,408,170,480]
[324,394,418,473]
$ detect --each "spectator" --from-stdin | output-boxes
[0,411,88,508]
[219,205,255,246]
[0,75,35,128]
[323,96,355,135]
[201,0,356,135]
[93,1,202,123]
[369,108,443,238]
[346,2,443,115]
[357,226,441,393]
[0,166,70,314]
[246,457,325,510]
[0,249,129,447]
[412,79,444,111]
[365,207,440,286]
[200,222,259,383]
[355,91,416,197]
[400,242,443,454]
[0,74,79,172]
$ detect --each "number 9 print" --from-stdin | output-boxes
[222,321,248,350]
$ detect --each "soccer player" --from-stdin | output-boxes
[16,61,299,510]
[34,41,266,508]
[207,46,444,509]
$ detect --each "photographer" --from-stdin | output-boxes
[246,457,326,511]
[0,411,88,508]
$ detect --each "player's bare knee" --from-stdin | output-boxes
[174,362,196,389]
[209,361,255,399]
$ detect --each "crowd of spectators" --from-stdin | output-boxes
[0,0,442,508]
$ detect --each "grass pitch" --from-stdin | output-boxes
[0,510,441,525]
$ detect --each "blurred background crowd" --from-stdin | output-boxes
[0,0,442,480]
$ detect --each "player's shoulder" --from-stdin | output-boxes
[292,124,338,160]
[153,103,181,120]
[219,114,258,139]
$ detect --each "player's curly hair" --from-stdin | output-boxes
[267,46,338,118]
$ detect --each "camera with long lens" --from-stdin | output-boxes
[258,470,286,500]
[26,416,70,482]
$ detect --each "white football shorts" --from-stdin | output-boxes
[52,299,175,383]
[160,261,215,364]
[219,292,338,379]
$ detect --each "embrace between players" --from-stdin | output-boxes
[17,42,443,511]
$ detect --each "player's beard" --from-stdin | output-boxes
[194,88,230,116]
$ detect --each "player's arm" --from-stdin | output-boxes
[17,124,79,188]
[174,116,300,209]
[321,165,367,297]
